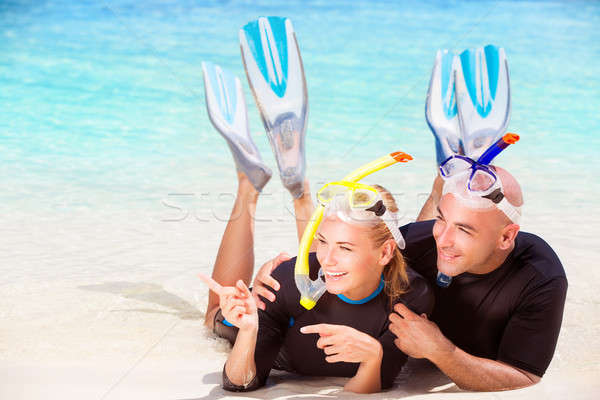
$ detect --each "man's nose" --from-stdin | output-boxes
[437,224,456,248]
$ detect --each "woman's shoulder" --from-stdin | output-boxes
[263,254,315,316]
[271,252,321,285]
[396,266,435,316]
[270,256,295,281]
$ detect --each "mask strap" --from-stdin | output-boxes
[496,198,522,224]
[380,209,405,249]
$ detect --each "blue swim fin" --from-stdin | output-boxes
[240,16,308,198]
[425,50,463,165]
[202,61,272,192]
[455,45,511,160]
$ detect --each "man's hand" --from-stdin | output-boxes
[390,304,542,391]
[251,252,291,310]
[388,303,454,360]
[301,324,383,364]
[199,274,258,331]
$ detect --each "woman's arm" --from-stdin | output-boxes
[225,324,259,387]
[200,276,260,387]
[223,280,259,387]
[344,342,383,393]
[301,324,384,394]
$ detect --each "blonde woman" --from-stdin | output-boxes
[201,165,433,393]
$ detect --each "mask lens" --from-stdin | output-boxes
[318,183,347,204]
[350,188,377,208]
[441,157,472,177]
[469,169,496,193]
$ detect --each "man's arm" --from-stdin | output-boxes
[389,303,540,391]
[417,174,444,222]
[429,341,540,391]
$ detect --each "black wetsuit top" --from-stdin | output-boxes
[400,220,568,376]
[215,252,434,391]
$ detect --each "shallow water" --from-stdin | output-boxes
[2,0,599,217]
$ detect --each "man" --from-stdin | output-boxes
[252,166,567,391]
[388,168,567,391]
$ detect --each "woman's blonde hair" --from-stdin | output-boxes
[370,184,409,307]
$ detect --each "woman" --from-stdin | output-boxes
[201,160,434,393]
[199,65,432,391]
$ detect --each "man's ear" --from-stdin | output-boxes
[379,238,396,265]
[499,223,520,250]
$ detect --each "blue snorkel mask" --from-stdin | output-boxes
[435,133,521,287]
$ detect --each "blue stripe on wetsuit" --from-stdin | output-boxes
[336,277,385,305]
[221,278,385,326]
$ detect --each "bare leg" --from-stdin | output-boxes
[205,172,259,328]
[416,174,444,222]
[293,180,315,245]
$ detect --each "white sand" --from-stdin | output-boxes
[1,183,599,399]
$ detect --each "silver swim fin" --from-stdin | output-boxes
[455,45,511,160]
[202,61,272,192]
[425,50,463,165]
[240,16,308,198]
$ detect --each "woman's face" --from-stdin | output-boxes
[315,215,389,301]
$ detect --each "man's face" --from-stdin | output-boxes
[432,193,505,276]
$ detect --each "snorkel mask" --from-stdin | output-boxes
[436,133,521,287]
[319,181,406,249]
[295,151,413,310]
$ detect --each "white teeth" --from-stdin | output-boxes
[326,271,346,277]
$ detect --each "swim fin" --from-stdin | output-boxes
[202,61,272,192]
[425,50,463,165]
[240,16,308,198]
[455,45,511,160]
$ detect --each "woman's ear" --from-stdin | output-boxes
[378,238,396,266]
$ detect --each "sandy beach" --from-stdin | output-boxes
[1,196,599,399]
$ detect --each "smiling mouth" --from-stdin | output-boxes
[438,250,460,262]
[325,271,348,280]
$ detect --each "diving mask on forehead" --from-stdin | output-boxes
[295,151,413,310]
[439,133,522,224]
[319,181,406,249]
[435,133,521,289]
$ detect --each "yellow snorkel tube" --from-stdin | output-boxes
[294,151,413,310]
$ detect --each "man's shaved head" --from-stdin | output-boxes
[434,165,523,275]
[493,166,523,208]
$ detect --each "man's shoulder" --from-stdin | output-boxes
[400,220,435,241]
[400,220,437,255]
[399,266,435,316]
[513,231,567,282]
[399,220,437,277]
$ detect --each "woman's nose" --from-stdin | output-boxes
[322,247,337,266]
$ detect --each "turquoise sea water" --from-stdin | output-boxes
[1,0,599,220]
